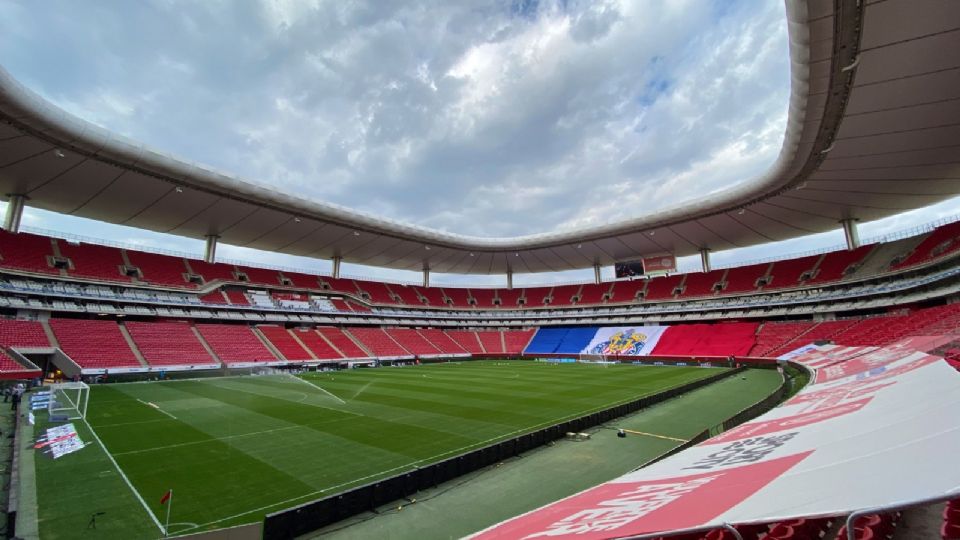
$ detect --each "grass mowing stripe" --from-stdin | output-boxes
[81,416,165,534]
[37,361,725,536]
[180,375,707,534]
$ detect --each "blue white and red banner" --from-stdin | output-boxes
[582,326,667,357]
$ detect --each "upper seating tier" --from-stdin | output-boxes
[1,220,959,315]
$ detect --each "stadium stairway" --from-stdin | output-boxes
[117,322,152,368]
[287,329,319,361]
[252,326,291,361]
[446,330,485,353]
[191,325,223,365]
[292,328,341,360]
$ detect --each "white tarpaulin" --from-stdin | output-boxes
[471,340,960,539]
[580,327,668,357]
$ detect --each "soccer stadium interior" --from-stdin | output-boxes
[1,0,960,539]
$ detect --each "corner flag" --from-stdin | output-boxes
[161,489,173,537]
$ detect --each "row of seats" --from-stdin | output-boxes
[744,304,960,359]
[4,221,958,311]
[943,498,960,540]
[8,304,959,369]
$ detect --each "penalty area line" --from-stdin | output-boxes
[136,399,178,420]
[81,417,166,533]
[288,375,347,405]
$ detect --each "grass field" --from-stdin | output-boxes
[31,361,730,538]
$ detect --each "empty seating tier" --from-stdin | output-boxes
[766,255,820,290]
[49,319,140,369]
[390,285,424,306]
[188,260,236,283]
[317,328,370,358]
[470,288,497,309]
[722,263,770,294]
[236,265,281,286]
[353,280,396,304]
[57,242,128,282]
[446,330,485,354]
[443,288,472,308]
[523,287,552,307]
[503,329,535,354]
[417,329,468,354]
[125,321,214,366]
[293,329,343,360]
[550,285,581,306]
[0,319,50,348]
[195,324,276,364]
[0,349,30,373]
[476,330,505,354]
[643,275,683,301]
[749,321,816,357]
[679,270,725,298]
[258,326,313,361]
[125,251,190,288]
[347,328,410,357]
[0,231,56,274]
[808,244,874,284]
[385,328,440,356]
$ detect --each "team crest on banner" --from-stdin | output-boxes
[592,329,648,355]
[582,326,667,357]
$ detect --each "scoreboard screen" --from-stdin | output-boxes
[614,261,645,278]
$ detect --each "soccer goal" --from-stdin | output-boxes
[47,381,90,421]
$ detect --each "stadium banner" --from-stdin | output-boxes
[642,255,677,274]
[581,326,667,357]
[34,423,87,459]
[471,342,960,539]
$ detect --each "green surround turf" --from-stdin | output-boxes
[31,361,737,538]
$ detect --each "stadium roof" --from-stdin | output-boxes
[0,0,958,275]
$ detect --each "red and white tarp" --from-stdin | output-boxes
[471,340,960,539]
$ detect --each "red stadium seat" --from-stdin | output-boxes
[943,522,960,540]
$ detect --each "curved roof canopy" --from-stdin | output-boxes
[0,0,959,274]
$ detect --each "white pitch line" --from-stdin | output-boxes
[194,378,358,416]
[349,380,373,401]
[110,417,352,457]
[81,417,165,533]
[288,374,347,405]
[177,389,668,533]
[136,399,178,420]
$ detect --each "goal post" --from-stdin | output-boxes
[47,381,90,421]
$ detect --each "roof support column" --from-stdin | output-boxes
[3,194,26,233]
[700,248,711,273]
[506,268,513,290]
[423,267,430,288]
[593,263,602,285]
[203,235,219,264]
[331,256,342,279]
[841,218,860,250]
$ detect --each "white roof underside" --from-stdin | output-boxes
[0,0,958,274]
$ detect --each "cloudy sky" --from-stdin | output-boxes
[1,0,957,285]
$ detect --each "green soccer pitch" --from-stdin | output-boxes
[30,360,733,538]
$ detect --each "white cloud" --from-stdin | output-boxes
[1,0,956,285]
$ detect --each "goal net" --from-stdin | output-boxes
[47,382,90,421]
